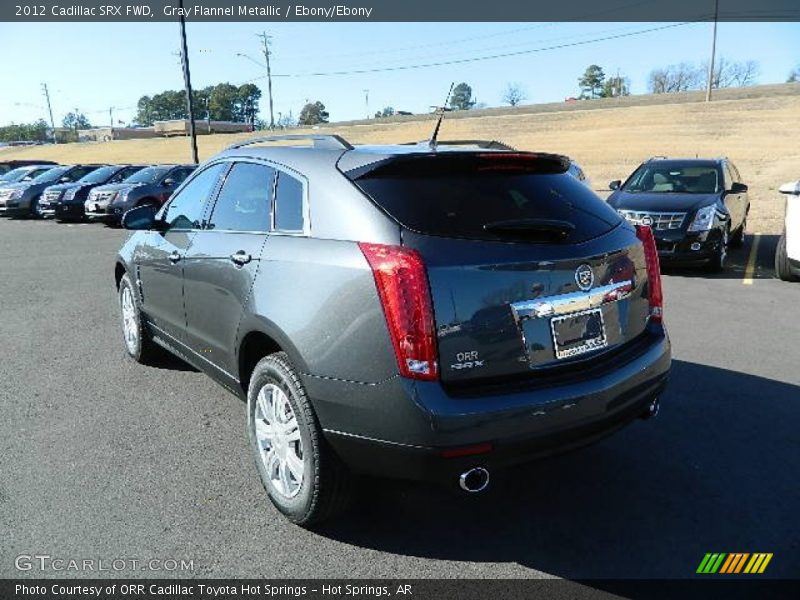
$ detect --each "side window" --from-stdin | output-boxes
[110,167,136,183]
[162,163,226,231]
[273,171,305,233]
[68,166,97,181]
[169,167,194,185]
[207,162,274,232]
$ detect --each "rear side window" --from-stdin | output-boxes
[208,162,274,232]
[273,172,305,233]
[352,156,620,243]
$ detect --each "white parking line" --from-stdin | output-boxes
[743,233,761,285]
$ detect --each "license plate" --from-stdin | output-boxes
[550,308,607,360]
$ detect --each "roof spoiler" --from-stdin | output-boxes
[225,134,354,152]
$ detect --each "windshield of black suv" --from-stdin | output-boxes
[123,166,170,184]
[31,166,71,184]
[77,166,116,184]
[622,163,721,194]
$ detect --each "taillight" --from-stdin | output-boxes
[635,225,664,323]
[358,243,438,380]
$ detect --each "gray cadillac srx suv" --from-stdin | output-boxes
[114,135,671,526]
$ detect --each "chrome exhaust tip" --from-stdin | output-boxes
[641,398,660,420]
[459,467,490,493]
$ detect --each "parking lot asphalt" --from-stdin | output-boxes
[1,218,798,580]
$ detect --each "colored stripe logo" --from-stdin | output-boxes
[696,553,773,574]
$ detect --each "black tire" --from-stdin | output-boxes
[118,272,161,363]
[247,352,352,527]
[29,196,42,219]
[706,226,729,272]
[775,231,799,282]
[730,216,746,248]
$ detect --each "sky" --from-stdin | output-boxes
[0,21,797,127]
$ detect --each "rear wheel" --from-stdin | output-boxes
[775,231,799,282]
[247,352,352,527]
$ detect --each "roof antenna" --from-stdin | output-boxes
[428,82,454,150]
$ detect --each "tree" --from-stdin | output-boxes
[0,120,50,143]
[789,65,800,83]
[276,111,296,129]
[133,82,263,126]
[62,111,91,130]
[647,62,703,93]
[703,57,760,88]
[602,75,631,98]
[236,83,262,124]
[502,82,527,106]
[449,83,475,110]
[578,65,605,98]
[297,101,329,126]
[374,106,395,118]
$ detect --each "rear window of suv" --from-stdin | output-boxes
[350,154,621,243]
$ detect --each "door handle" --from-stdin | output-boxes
[230,251,252,266]
[168,251,181,264]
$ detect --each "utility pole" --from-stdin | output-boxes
[705,0,719,102]
[258,31,275,129]
[363,89,369,118]
[178,0,199,164]
[41,83,57,144]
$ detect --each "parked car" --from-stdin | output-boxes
[40,165,147,221]
[0,164,104,218]
[0,159,58,176]
[0,164,58,187]
[85,164,196,224]
[775,180,800,281]
[607,157,749,271]
[567,160,592,188]
[114,135,670,526]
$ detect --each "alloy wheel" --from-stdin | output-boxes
[254,383,305,499]
[120,286,138,354]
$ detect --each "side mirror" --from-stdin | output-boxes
[122,204,160,230]
[609,180,621,191]
[730,182,748,193]
[778,181,800,195]
[163,178,175,187]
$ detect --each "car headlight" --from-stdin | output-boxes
[113,190,128,204]
[63,188,77,201]
[687,205,717,232]
[8,189,24,200]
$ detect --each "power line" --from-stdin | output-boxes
[244,21,703,80]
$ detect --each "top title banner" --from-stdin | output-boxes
[4,0,800,22]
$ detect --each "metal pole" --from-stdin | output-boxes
[178,0,199,164]
[42,83,57,144]
[259,32,275,130]
[705,0,719,102]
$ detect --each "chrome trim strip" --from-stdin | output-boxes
[148,322,239,382]
[510,279,634,321]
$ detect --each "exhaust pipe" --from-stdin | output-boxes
[459,467,490,493]
[640,398,660,420]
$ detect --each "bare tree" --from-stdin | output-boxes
[648,63,703,93]
[702,57,760,88]
[789,65,800,83]
[502,82,527,106]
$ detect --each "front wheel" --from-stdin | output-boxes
[29,196,43,219]
[247,352,352,527]
[706,227,729,272]
[730,216,746,248]
[119,273,161,363]
[775,231,799,282]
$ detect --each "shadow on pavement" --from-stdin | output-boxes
[316,359,799,579]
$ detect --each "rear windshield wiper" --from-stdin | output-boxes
[482,218,576,241]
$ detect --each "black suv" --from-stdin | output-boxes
[0,164,104,218]
[41,164,147,221]
[607,158,750,270]
[115,135,671,526]
[86,164,196,224]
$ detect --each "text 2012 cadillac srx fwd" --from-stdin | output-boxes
[114,135,671,526]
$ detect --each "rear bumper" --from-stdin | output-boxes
[310,325,671,483]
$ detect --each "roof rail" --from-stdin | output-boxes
[225,134,354,152]
[403,139,516,151]
[647,155,668,161]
